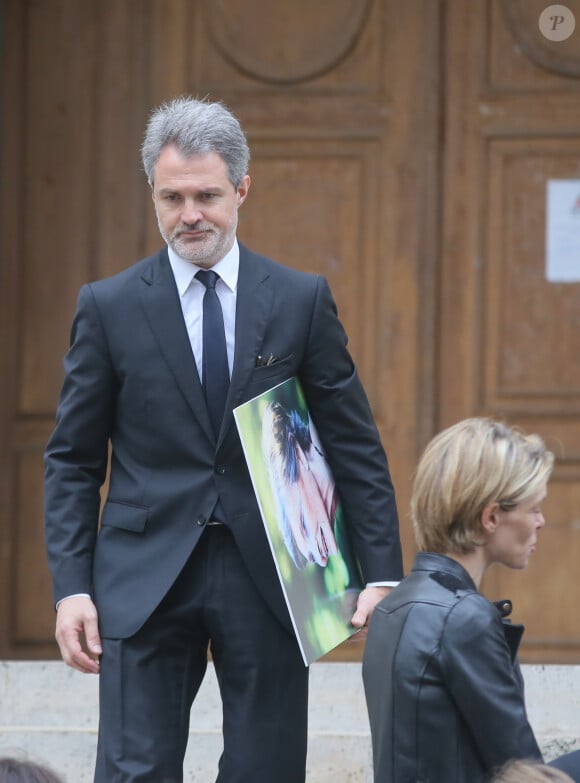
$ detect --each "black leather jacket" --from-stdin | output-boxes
[362,553,542,783]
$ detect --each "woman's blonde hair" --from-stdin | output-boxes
[492,759,573,782]
[411,418,554,554]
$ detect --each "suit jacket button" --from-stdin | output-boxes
[196,516,206,526]
[216,465,226,475]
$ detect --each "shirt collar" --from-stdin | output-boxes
[167,240,240,296]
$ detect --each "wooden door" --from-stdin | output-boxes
[0,0,441,659]
[0,0,154,658]
[5,0,578,665]
[441,0,580,662]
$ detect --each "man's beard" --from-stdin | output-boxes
[159,220,227,264]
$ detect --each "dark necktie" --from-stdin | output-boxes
[196,269,230,438]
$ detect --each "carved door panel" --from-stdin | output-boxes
[441,0,580,662]
[0,0,441,658]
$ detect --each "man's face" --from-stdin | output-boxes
[151,146,250,268]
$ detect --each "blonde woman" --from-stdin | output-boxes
[363,418,580,783]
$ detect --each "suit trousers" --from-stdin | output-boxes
[94,525,309,783]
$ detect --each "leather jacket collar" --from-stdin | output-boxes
[411,551,523,661]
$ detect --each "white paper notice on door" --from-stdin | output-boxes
[545,179,580,283]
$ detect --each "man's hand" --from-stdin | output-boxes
[55,596,101,674]
[350,586,393,641]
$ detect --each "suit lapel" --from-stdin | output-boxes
[138,248,214,443]
[219,245,274,445]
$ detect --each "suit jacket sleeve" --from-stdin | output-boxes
[298,275,403,583]
[44,284,116,603]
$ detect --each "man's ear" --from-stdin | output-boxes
[481,502,501,535]
[236,175,251,206]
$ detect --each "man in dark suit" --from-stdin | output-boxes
[44,96,403,783]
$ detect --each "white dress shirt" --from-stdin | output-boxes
[167,241,239,379]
